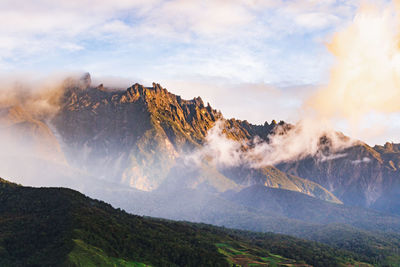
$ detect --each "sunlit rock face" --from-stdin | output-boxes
[51,80,223,191]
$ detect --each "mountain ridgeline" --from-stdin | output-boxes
[52,81,222,191]
[48,74,400,212]
[50,77,338,202]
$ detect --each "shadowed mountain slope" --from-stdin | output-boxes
[277,142,400,211]
[225,185,400,231]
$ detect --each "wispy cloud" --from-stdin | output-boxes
[0,0,358,85]
[188,118,355,168]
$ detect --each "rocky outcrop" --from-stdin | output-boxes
[52,81,223,190]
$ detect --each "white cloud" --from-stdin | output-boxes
[188,118,356,169]
[0,0,357,66]
[351,157,371,164]
[294,12,340,29]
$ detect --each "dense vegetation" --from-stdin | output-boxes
[109,183,400,266]
[0,178,378,267]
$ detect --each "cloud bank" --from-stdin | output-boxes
[306,0,400,142]
[189,119,355,169]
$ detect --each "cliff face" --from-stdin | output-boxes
[52,82,223,190]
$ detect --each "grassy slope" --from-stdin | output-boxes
[65,239,148,267]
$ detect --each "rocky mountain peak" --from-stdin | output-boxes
[80,72,91,88]
[382,142,399,152]
[96,83,107,92]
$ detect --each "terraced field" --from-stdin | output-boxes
[216,243,310,267]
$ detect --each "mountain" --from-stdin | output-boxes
[277,141,400,212]
[50,76,400,214]
[49,76,338,203]
[51,82,221,191]
[4,75,400,213]
[219,165,341,204]
[0,177,370,267]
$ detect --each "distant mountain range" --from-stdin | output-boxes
[49,74,400,212]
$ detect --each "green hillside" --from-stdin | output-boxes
[0,178,370,267]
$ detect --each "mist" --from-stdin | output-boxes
[0,72,129,190]
[187,119,355,171]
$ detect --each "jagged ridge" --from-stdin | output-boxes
[50,77,339,203]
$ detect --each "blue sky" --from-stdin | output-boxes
[1,0,399,144]
[0,0,359,83]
